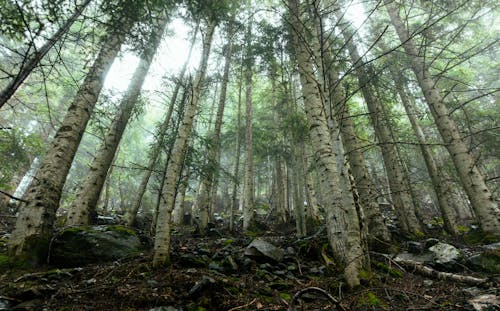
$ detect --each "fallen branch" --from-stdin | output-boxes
[394,258,487,285]
[227,298,256,311]
[288,287,346,311]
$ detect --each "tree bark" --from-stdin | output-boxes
[337,16,422,236]
[153,20,215,266]
[125,23,199,227]
[8,28,127,264]
[288,0,365,288]
[66,15,168,225]
[243,18,254,231]
[385,1,499,237]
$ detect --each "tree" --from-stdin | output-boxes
[287,0,366,288]
[336,12,422,236]
[153,18,216,266]
[384,0,500,237]
[8,23,130,263]
[0,0,92,109]
[66,12,169,225]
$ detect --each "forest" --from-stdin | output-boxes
[0,0,498,309]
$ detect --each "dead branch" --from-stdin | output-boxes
[394,258,488,286]
[288,287,346,311]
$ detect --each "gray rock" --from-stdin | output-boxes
[468,294,500,311]
[424,238,440,249]
[49,225,142,267]
[428,242,461,265]
[407,241,423,254]
[244,239,284,262]
[395,251,434,263]
[483,242,500,250]
[466,252,500,274]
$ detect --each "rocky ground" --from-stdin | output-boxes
[0,214,498,310]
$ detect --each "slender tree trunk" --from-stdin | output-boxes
[304,145,320,222]
[337,18,422,236]
[153,20,215,266]
[197,21,234,233]
[8,27,127,264]
[391,69,460,235]
[67,16,168,225]
[243,19,254,231]
[0,0,92,109]
[385,1,499,237]
[126,24,199,227]
[311,3,390,246]
[288,0,365,288]
[230,63,244,231]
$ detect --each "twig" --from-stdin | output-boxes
[227,298,256,311]
[288,287,346,311]
[0,190,28,203]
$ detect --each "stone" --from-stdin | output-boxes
[407,241,423,254]
[244,239,284,262]
[428,242,461,265]
[466,252,500,274]
[49,225,142,267]
[424,238,440,249]
[468,294,500,311]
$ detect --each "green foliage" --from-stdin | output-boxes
[375,262,403,278]
[357,291,386,309]
[0,129,44,190]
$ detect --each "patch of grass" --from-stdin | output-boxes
[279,292,292,301]
[358,291,387,309]
[375,262,403,277]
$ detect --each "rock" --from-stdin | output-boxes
[244,239,284,262]
[208,261,224,272]
[466,251,500,274]
[424,238,440,249]
[188,276,215,296]
[49,225,142,267]
[428,242,461,266]
[483,242,500,250]
[463,287,482,297]
[468,294,500,311]
[407,241,423,254]
[0,299,12,311]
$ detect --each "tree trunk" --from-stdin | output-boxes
[385,1,499,237]
[288,0,365,288]
[243,19,254,231]
[126,23,199,227]
[153,20,215,266]
[8,27,127,264]
[311,3,390,246]
[391,69,460,235]
[67,15,168,225]
[0,0,92,109]
[337,17,422,236]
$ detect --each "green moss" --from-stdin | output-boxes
[358,291,386,309]
[279,292,292,301]
[464,230,498,245]
[0,255,10,269]
[457,225,470,233]
[106,225,136,236]
[186,303,207,311]
[375,262,403,277]
[62,226,88,233]
[414,230,426,239]
[223,239,234,245]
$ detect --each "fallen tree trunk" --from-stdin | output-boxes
[395,258,488,286]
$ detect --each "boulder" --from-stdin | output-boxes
[466,251,500,274]
[49,225,142,267]
[244,239,284,262]
[428,242,461,266]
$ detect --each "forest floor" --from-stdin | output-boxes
[0,219,498,310]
